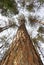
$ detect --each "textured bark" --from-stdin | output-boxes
[0,24,43,65]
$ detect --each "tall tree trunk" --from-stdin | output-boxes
[0,24,43,65]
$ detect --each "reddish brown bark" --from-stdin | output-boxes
[0,24,43,65]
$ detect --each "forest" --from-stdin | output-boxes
[0,0,44,65]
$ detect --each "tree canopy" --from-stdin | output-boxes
[0,0,18,15]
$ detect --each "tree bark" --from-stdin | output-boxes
[0,24,43,65]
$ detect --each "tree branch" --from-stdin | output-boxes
[0,24,18,32]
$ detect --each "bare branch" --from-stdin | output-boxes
[0,23,18,32]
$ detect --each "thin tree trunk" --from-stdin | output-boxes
[0,24,43,65]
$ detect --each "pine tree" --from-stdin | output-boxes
[0,15,43,65]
